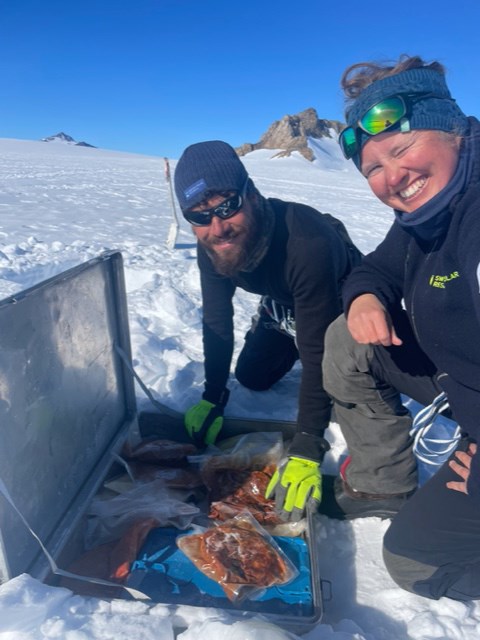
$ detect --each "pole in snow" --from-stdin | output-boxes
[164,157,179,249]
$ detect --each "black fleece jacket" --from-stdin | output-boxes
[197,197,362,461]
[342,117,480,496]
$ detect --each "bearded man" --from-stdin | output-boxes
[174,140,362,520]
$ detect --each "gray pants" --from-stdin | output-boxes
[323,314,480,601]
[322,314,442,495]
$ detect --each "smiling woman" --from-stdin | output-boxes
[361,129,461,213]
[322,54,480,603]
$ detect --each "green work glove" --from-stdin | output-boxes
[184,399,224,447]
[266,456,322,521]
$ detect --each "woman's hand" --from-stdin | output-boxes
[447,443,477,494]
[347,294,403,346]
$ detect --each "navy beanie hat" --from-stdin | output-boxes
[174,140,249,211]
[345,67,469,168]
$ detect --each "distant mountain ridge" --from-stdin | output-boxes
[41,132,96,148]
[236,108,343,161]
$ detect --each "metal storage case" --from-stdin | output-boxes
[0,251,323,632]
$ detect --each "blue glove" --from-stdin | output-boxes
[266,456,322,521]
[184,399,224,446]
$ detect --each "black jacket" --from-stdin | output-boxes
[342,117,480,495]
[197,197,362,460]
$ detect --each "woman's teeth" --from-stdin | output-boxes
[400,177,427,200]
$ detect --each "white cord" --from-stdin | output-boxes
[409,392,461,467]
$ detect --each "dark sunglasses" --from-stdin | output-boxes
[339,92,443,160]
[183,179,249,227]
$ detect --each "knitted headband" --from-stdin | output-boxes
[345,67,468,167]
[174,140,249,211]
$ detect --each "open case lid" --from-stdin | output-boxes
[0,251,137,582]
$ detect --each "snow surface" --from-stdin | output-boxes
[0,136,479,639]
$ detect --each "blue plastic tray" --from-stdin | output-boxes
[127,526,315,616]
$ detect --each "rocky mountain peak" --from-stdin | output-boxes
[236,108,343,161]
[41,132,96,148]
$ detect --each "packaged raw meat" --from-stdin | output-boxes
[176,511,298,602]
[208,465,283,526]
[122,438,198,464]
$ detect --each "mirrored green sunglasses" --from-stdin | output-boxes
[339,92,439,160]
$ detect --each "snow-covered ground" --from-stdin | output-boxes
[0,136,479,639]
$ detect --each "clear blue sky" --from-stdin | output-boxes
[1,0,479,159]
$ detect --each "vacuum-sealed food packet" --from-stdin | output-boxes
[122,438,198,464]
[176,510,298,602]
[208,465,282,526]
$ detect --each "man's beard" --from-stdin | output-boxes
[201,215,261,277]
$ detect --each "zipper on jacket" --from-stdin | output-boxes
[408,237,440,344]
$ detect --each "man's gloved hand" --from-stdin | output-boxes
[265,456,322,521]
[184,399,224,447]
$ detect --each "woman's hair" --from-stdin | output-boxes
[341,55,446,104]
